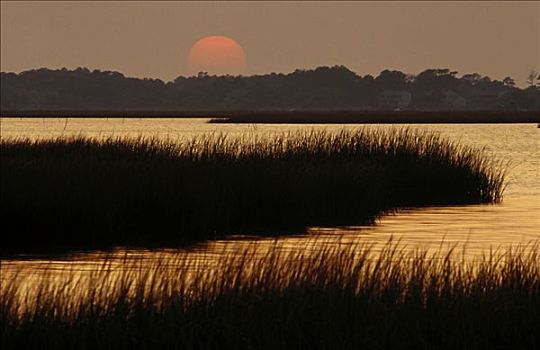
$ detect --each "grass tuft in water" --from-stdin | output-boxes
[0,129,506,252]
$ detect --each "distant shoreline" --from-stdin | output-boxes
[1,110,539,123]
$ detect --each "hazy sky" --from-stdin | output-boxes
[1,1,538,85]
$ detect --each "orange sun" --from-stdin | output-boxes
[187,35,247,76]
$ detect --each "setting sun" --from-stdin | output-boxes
[187,35,247,76]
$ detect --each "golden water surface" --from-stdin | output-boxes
[1,118,538,311]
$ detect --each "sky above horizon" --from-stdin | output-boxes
[1,1,538,86]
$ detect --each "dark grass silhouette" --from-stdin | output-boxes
[0,129,505,253]
[1,241,538,349]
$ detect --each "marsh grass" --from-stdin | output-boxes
[1,240,538,349]
[0,129,505,252]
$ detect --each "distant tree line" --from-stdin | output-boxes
[1,66,539,111]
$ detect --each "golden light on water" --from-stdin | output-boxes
[1,119,538,314]
[3,237,539,317]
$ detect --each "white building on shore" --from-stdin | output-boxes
[378,90,412,110]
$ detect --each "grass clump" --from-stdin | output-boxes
[0,129,505,252]
[1,241,538,349]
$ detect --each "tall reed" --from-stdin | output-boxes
[1,240,538,349]
[0,129,506,252]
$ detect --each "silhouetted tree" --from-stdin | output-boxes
[502,77,516,88]
[462,73,483,85]
[0,66,536,111]
[375,70,409,90]
[526,70,538,87]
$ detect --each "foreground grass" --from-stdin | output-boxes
[1,241,538,349]
[0,129,505,252]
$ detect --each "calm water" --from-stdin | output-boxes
[1,118,539,306]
